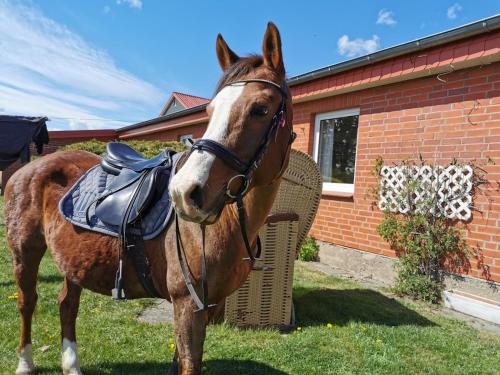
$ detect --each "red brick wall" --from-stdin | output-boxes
[293,62,500,282]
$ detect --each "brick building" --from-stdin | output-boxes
[118,17,500,286]
[3,17,500,290]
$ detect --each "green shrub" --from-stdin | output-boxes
[61,139,186,157]
[377,211,469,303]
[373,157,485,303]
[298,237,320,262]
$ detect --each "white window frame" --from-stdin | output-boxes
[179,134,193,146]
[313,108,360,194]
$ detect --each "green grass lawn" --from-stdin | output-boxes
[1,196,499,374]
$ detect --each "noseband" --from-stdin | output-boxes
[175,78,295,312]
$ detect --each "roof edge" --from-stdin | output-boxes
[119,103,207,132]
[287,14,500,86]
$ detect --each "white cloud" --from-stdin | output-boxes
[337,35,380,58]
[116,0,142,9]
[447,3,462,19]
[376,9,397,26]
[0,0,163,129]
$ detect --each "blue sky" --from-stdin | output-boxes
[0,1,498,130]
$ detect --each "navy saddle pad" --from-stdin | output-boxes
[59,151,182,240]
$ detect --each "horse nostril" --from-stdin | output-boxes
[189,184,203,209]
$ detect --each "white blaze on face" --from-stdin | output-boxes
[61,338,82,375]
[16,344,34,375]
[169,84,245,217]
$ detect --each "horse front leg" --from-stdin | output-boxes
[172,297,208,375]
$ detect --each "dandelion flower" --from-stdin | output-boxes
[168,343,176,350]
[8,292,19,300]
[326,323,333,329]
[297,327,302,331]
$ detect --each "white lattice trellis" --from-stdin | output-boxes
[378,164,473,221]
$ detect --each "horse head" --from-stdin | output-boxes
[170,22,294,224]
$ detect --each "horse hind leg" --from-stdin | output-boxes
[10,240,46,375]
[58,277,83,375]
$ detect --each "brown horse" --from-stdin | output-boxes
[4,22,292,375]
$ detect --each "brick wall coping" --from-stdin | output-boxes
[49,129,117,139]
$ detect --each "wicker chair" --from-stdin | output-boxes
[224,149,322,328]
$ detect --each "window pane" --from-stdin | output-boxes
[318,115,358,184]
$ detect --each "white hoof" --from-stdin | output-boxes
[63,369,83,375]
[62,338,82,375]
[16,344,35,375]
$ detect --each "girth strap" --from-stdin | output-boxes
[125,230,162,298]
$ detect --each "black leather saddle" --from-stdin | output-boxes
[95,143,173,227]
[102,142,172,174]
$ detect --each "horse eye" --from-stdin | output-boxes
[250,105,269,117]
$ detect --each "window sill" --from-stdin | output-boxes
[321,190,354,199]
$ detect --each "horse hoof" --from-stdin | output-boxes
[63,369,83,375]
[15,367,35,375]
[15,363,35,375]
[16,345,35,375]
[62,339,82,375]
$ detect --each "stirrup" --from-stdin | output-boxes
[112,287,126,300]
[112,259,126,300]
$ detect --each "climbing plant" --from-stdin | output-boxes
[373,156,490,303]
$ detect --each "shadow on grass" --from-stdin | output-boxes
[0,274,64,287]
[294,287,435,327]
[37,359,286,375]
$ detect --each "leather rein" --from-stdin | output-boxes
[175,78,296,312]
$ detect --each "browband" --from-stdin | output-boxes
[224,79,288,97]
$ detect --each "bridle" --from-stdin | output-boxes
[175,78,296,312]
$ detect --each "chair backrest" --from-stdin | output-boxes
[224,149,322,328]
[271,149,322,254]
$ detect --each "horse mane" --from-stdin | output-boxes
[215,55,263,95]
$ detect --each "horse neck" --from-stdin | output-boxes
[220,180,280,247]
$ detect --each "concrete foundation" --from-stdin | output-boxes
[318,241,500,303]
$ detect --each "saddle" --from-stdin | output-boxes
[60,142,182,299]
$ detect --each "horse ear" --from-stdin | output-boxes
[262,22,284,76]
[216,34,239,71]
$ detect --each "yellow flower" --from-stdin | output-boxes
[8,292,19,300]
[168,343,176,351]
[296,327,302,331]
[326,323,333,329]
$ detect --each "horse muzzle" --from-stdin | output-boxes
[169,175,224,224]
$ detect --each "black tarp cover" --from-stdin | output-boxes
[0,116,49,170]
